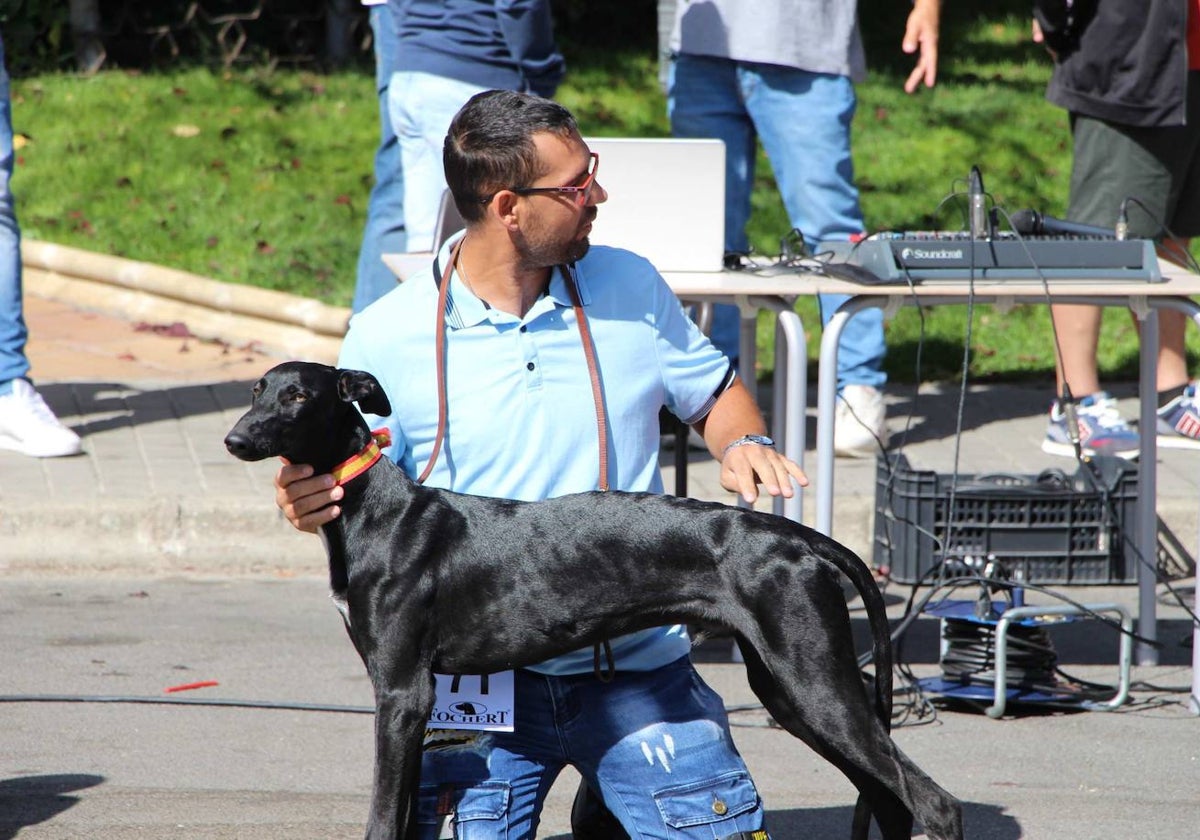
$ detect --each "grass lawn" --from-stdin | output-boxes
[10,9,1197,385]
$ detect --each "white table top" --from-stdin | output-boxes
[661,258,1200,300]
[386,251,1200,301]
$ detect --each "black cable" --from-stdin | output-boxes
[0,694,375,713]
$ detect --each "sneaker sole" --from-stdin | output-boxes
[0,434,84,458]
[1040,438,1140,460]
[1156,433,1200,450]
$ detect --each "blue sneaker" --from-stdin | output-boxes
[1042,391,1140,459]
[1156,382,1200,449]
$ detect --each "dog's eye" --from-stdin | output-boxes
[290,392,308,403]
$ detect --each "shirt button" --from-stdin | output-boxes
[519,325,527,333]
[526,362,535,371]
[711,800,727,816]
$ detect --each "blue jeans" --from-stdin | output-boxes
[389,71,490,253]
[0,34,28,396]
[669,54,886,390]
[416,657,765,838]
[352,5,408,313]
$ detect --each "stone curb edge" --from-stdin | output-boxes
[22,239,349,364]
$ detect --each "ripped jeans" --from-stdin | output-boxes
[417,656,766,838]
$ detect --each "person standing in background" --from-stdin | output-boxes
[1034,0,1200,458]
[386,0,564,255]
[351,0,407,313]
[0,32,84,459]
[667,0,941,458]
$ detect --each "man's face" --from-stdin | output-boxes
[513,131,607,268]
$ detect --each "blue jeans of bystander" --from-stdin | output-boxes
[352,4,408,313]
[669,54,886,389]
[388,71,490,254]
[0,34,29,396]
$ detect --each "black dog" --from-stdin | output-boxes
[224,361,963,840]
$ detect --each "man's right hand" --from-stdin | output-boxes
[275,460,343,533]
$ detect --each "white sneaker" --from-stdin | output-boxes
[834,384,888,458]
[0,378,83,458]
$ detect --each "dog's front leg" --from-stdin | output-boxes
[365,676,436,840]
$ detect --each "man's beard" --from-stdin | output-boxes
[519,212,595,267]
[564,235,591,264]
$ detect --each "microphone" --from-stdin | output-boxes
[968,166,988,240]
[1010,209,1116,239]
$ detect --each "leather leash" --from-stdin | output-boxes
[422,238,616,681]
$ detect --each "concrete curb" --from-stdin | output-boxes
[22,239,350,364]
[0,497,326,576]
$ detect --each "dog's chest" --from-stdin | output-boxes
[330,591,351,624]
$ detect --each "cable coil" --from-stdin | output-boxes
[939,617,1058,687]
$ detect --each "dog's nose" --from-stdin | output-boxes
[224,432,254,459]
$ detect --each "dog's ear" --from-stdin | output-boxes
[337,369,392,417]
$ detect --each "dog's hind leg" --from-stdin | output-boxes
[734,636,916,840]
[730,597,962,839]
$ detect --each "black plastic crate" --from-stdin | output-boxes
[873,454,1138,585]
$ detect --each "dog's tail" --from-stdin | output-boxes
[821,537,894,728]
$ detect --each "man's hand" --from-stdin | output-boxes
[719,443,808,505]
[275,459,343,533]
[902,0,941,93]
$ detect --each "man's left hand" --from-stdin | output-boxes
[719,443,808,505]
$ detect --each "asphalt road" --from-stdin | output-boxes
[2,574,1197,839]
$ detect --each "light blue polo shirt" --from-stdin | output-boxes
[340,233,732,675]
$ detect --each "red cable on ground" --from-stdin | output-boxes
[163,680,220,693]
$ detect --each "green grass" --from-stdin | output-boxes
[11,11,1198,384]
[14,68,376,303]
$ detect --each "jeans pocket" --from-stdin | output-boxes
[652,770,761,830]
[416,781,511,835]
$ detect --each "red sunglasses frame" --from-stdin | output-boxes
[482,152,600,206]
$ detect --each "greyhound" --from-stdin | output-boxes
[224,361,963,840]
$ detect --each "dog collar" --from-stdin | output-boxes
[331,429,392,485]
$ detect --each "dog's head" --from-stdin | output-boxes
[224,361,392,470]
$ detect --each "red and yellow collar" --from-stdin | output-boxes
[330,429,392,485]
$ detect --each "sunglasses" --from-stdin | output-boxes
[481,152,600,207]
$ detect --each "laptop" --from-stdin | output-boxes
[583,136,726,273]
[383,137,727,279]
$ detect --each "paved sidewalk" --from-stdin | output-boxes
[7,290,1200,576]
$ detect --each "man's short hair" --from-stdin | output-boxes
[443,90,579,224]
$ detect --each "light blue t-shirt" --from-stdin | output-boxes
[340,234,732,675]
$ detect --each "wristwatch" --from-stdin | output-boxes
[722,434,775,454]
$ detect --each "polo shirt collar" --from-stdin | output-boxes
[434,233,590,328]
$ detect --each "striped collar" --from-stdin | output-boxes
[330,429,392,485]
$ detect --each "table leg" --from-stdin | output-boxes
[771,310,805,523]
[1136,310,1160,665]
[815,295,886,536]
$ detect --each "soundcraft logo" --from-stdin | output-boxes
[900,246,964,261]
